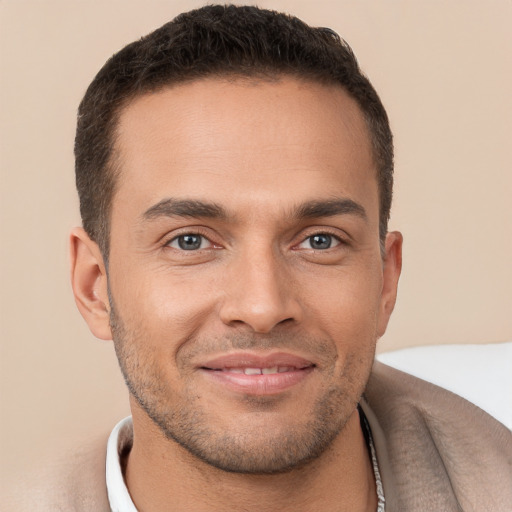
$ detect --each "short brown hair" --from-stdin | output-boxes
[75,4,393,257]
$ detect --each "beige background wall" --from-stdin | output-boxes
[1,0,511,483]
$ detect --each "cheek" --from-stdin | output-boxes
[299,265,383,339]
[111,268,221,346]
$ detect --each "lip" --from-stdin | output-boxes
[198,351,315,395]
[201,351,314,370]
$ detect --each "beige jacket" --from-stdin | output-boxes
[5,362,512,511]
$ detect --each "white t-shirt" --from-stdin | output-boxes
[105,414,385,511]
[106,417,137,512]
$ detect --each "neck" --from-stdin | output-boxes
[125,406,377,512]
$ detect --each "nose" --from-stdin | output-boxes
[219,247,302,333]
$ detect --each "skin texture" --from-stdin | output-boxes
[70,77,402,511]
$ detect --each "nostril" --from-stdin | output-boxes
[218,285,302,333]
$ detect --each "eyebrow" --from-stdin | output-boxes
[141,197,367,222]
[294,198,367,221]
[142,198,228,221]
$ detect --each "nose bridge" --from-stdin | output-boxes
[219,241,300,333]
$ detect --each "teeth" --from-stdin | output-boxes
[244,368,262,375]
[222,366,298,375]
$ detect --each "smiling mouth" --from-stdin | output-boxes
[199,354,315,395]
[202,365,312,375]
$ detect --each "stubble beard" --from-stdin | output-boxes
[109,301,375,475]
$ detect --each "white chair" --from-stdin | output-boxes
[376,342,512,430]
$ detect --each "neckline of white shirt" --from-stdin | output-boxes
[106,415,385,511]
[106,416,137,512]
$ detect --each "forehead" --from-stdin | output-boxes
[112,77,377,223]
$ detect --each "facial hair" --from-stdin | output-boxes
[109,299,375,475]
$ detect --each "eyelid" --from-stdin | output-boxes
[297,234,341,250]
[167,234,210,250]
[162,227,220,250]
[293,227,349,250]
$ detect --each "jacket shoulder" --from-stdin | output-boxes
[2,432,111,512]
[363,361,512,511]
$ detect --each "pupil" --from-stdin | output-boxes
[178,234,201,250]
[311,234,331,249]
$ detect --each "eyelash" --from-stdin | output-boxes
[163,229,217,250]
[162,229,347,252]
[295,231,346,251]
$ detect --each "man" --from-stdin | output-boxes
[25,4,512,511]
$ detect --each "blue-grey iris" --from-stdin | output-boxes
[310,234,332,250]
[178,234,202,250]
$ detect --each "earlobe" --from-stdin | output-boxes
[377,231,403,337]
[69,227,112,340]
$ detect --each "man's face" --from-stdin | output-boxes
[106,77,400,473]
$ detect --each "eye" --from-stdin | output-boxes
[298,233,341,250]
[167,234,210,251]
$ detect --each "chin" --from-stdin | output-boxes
[135,381,359,475]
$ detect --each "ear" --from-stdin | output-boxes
[377,231,403,338]
[69,227,112,340]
